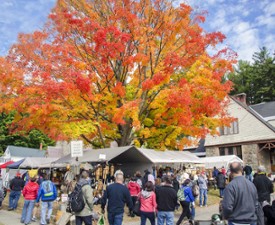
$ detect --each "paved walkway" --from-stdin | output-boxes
[0,204,219,225]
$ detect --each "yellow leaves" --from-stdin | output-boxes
[140,127,151,139]
[143,118,154,127]
[62,120,97,139]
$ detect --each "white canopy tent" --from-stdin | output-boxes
[138,148,202,164]
[53,146,202,164]
[19,157,58,168]
[198,155,243,169]
[52,146,202,175]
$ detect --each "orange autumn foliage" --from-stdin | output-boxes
[0,0,236,149]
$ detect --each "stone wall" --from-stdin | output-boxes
[242,144,271,172]
[242,144,258,170]
[206,146,219,157]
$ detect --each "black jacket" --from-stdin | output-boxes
[172,179,180,193]
[263,200,275,225]
[9,177,24,191]
[253,174,273,202]
[101,183,133,215]
[243,165,252,175]
[156,185,177,211]
[216,173,226,189]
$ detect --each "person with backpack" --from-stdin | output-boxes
[36,174,57,225]
[139,181,157,225]
[176,179,195,225]
[8,172,24,210]
[21,175,39,225]
[72,171,94,225]
[216,170,226,198]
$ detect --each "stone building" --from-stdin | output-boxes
[205,94,275,172]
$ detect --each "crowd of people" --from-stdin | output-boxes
[0,171,57,225]
[0,163,274,225]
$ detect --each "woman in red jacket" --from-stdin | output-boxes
[128,177,141,207]
[140,181,157,225]
[20,175,39,225]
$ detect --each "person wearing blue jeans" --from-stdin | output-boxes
[107,212,124,225]
[199,188,208,207]
[8,172,24,210]
[101,170,133,225]
[155,176,177,225]
[21,200,36,224]
[36,174,57,225]
[198,172,208,207]
[9,190,21,209]
[21,176,39,225]
[157,211,174,225]
[40,201,53,225]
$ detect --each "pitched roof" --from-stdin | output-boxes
[6,145,46,157]
[53,146,201,164]
[250,101,275,118]
[231,97,275,133]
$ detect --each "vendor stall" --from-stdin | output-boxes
[53,146,202,178]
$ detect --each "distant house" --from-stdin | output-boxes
[0,145,46,163]
[250,101,275,129]
[204,94,275,172]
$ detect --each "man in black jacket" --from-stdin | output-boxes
[8,172,24,210]
[155,176,177,225]
[262,200,275,225]
[253,165,273,203]
[101,170,133,225]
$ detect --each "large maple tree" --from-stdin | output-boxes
[0,0,236,149]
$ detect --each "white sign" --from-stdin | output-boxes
[70,140,83,157]
[99,154,106,160]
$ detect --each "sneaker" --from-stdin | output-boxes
[200,205,202,207]
[46,219,50,224]
[31,218,37,222]
[204,205,208,207]
[8,208,14,211]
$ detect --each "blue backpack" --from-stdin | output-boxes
[42,180,54,197]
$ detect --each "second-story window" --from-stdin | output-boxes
[219,120,239,135]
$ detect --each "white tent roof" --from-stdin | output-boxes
[19,157,58,168]
[53,146,201,165]
[53,146,134,164]
[137,148,202,164]
[199,155,243,169]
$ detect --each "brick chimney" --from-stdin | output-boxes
[234,93,247,105]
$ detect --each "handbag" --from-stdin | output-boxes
[133,199,141,216]
[97,214,105,225]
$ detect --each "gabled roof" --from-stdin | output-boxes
[250,101,275,118]
[53,146,201,164]
[231,97,275,133]
[6,145,46,158]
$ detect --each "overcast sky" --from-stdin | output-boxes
[0,0,274,61]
